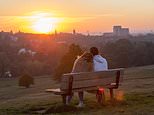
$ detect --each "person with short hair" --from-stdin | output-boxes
[90,47,108,71]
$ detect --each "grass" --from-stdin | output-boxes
[0,65,154,115]
[0,92,153,115]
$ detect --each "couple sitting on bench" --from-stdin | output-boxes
[67,47,108,107]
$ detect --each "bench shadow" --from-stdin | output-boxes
[27,99,127,114]
[45,105,80,114]
[28,105,83,114]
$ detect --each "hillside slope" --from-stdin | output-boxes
[0,65,154,114]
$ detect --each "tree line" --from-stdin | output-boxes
[53,39,154,80]
[0,33,154,78]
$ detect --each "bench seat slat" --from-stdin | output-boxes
[46,69,124,96]
[62,71,117,81]
[61,77,116,90]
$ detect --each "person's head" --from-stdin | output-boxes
[81,52,93,63]
[90,47,99,56]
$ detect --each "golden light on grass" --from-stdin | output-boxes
[116,91,124,101]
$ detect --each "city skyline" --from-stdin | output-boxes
[0,0,154,34]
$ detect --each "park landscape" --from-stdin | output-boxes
[0,0,154,115]
[0,65,154,115]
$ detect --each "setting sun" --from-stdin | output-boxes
[33,18,54,33]
[30,12,61,34]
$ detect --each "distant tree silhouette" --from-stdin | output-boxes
[53,44,83,81]
[0,52,10,77]
[1,32,154,78]
[104,39,135,68]
[103,39,154,68]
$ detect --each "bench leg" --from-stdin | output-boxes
[62,94,66,105]
[109,88,114,101]
[102,91,105,105]
[96,89,105,105]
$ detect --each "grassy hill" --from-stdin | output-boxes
[0,65,154,115]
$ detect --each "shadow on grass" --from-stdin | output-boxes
[9,92,154,114]
[26,104,86,114]
[26,100,127,114]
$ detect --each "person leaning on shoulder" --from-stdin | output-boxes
[66,52,93,107]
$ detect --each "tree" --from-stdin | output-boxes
[19,73,34,88]
[0,52,10,77]
[53,44,83,81]
[103,39,134,68]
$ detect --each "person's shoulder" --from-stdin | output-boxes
[96,55,104,59]
[93,55,100,58]
[102,56,108,63]
[98,55,107,62]
[102,56,107,61]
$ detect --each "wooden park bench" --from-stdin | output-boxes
[45,68,124,105]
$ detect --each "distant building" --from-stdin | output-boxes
[54,30,57,35]
[113,26,129,36]
[0,31,14,40]
[103,32,114,37]
[18,48,36,56]
[103,25,130,37]
[73,29,76,35]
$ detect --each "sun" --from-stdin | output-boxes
[33,18,53,33]
[31,12,60,34]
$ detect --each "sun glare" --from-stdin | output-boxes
[31,12,60,34]
[33,18,53,33]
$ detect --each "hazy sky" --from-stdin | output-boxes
[0,0,154,33]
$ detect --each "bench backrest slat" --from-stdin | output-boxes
[60,69,124,92]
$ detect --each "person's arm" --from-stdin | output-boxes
[71,60,77,73]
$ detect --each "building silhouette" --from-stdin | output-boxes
[103,25,130,37]
[73,29,76,35]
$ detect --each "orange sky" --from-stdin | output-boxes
[0,0,154,34]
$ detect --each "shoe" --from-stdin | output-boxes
[66,99,70,105]
[66,96,71,105]
[76,102,85,108]
[66,101,69,105]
